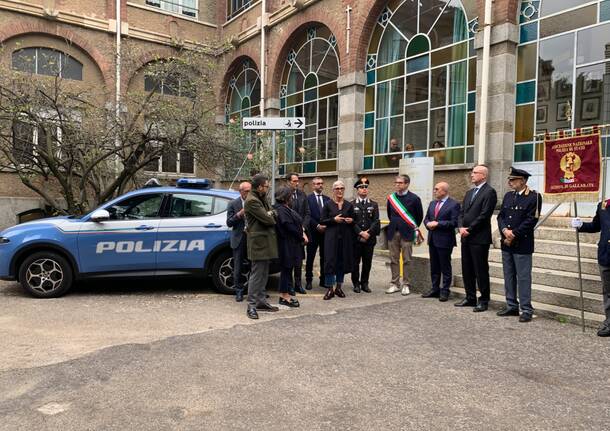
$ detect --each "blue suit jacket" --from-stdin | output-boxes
[424,197,460,249]
[307,193,330,234]
[226,197,245,249]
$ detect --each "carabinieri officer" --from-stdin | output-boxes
[496,167,542,323]
[351,177,380,293]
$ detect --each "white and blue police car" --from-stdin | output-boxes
[0,178,248,298]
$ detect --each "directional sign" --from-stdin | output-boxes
[242,117,305,130]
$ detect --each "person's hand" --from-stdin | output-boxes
[571,218,583,229]
[237,208,245,218]
[459,227,470,237]
[334,215,344,223]
[360,231,370,241]
[316,224,326,233]
[344,217,353,224]
[503,229,515,240]
[426,221,439,230]
[503,237,513,246]
[303,233,309,245]
[416,230,424,245]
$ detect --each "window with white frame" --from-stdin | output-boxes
[11,119,67,166]
[144,72,196,98]
[145,144,195,175]
[145,0,197,18]
[227,0,252,20]
[12,47,83,81]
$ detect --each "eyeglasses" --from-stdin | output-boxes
[334,187,345,190]
[394,181,405,184]
[357,185,369,189]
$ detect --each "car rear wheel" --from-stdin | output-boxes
[211,250,249,294]
[18,251,73,298]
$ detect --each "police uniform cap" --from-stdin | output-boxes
[508,167,531,180]
[354,177,370,188]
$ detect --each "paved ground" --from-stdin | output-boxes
[0,256,609,430]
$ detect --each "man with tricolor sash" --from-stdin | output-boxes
[386,174,424,296]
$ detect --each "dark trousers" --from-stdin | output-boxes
[232,237,248,293]
[280,266,295,294]
[461,243,490,303]
[351,241,375,285]
[306,230,325,284]
[325,238,345,286]
[429,245,453,295]
[598,265,610,326]
[291,263,303,289]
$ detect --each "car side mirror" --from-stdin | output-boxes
[90,209,110,222]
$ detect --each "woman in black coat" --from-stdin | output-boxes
[320,180,355,300]
[274,186,308,308]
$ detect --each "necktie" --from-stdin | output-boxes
[317,195,323,211]
[470,187,479,204]
[434,200,442,218]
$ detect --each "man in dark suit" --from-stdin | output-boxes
[351,177,380,293]
[226,181,252,302]
[305,176,330,290]
[286,173,311,294]
[456,165,498,312]
[422,182,460,302]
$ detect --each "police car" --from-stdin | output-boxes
[0,178,249,298]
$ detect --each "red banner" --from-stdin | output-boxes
[544,132,601,198]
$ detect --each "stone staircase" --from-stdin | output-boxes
[452,217,606,327]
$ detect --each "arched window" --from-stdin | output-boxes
[12,47,83,81]
[365,0,478,169]
[279,25,340,174]
[514,0,610,162]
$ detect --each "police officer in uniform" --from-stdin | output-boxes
[496,167,542,323]
[351,177,380,293]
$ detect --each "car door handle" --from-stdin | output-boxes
[204,223,222,228]
[135,225,155,231]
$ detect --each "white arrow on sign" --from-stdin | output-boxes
[242,117,305,130]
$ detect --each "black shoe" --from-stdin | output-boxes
[519,313,533,323]
[421,290,440,298]
[353,283,361,293]
[295,285,306,294]
[235,290,244,302]
[257,302,279,312]
[497,307,520,317]
[455,298,476,307]
[279,297,300,308]
[247,307,259,319]
[439,293,449,302]
[305,282,313,290]
[323,288,334,300]
[473,302,489,312]
[361,283,371,293]
[597,325,610,337]
[335,284,346,298]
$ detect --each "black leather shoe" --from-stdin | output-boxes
[361,283,371,293]
[257,302,279,312]
[473,302,489,312]
[295,285,306,294]
[519,313,533,322]
[247,307,259,319]
[279,297,300,308]
[421,290,440,298]
[497,307,520,317]
[305,282,313,290]
[439,293,449,302]
[353,283,361,293]
[454,298,476,307]
[335,284,346,298]
[323,288,334,300]
[597,325,610,337]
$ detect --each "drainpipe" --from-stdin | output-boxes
[115,0,122,170]
[477,0,492,165]
[259,0,266,113]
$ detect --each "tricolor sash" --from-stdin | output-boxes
[387,193,419,241]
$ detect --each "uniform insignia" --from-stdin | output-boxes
[603,199,610,210]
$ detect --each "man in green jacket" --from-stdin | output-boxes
[244,174,279,319]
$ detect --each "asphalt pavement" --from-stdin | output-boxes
[0,256,609,430]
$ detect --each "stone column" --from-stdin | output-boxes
[475,22,519,197]
[337,71,366,200]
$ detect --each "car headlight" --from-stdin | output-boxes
[0,237,9,244]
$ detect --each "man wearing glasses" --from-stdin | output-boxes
[386,174,424,296]
[351,177,380,293]
[305,177,330,290]
[286,173,311,295]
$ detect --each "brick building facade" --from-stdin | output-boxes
[0,0,608,222]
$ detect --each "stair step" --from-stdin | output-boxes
[454,275,603,314]
[535,226,598,244]
[486,262,601,293]
[533,239,597,260]
[537,217,592,228]
[488,249,599,275]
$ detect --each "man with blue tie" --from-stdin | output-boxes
[422,182,460,302]
[305,177,330,290]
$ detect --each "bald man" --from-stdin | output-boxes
[227,181,252,302]
[422,182,461,301]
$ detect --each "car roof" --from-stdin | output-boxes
[121,187,239,199]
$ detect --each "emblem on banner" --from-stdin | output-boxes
[560,152,581,183]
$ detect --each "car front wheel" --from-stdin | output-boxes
[18,251,74,298]
[210,250,249,294]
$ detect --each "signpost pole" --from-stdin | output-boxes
[573,199,586,333]
[271,130,276,204]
